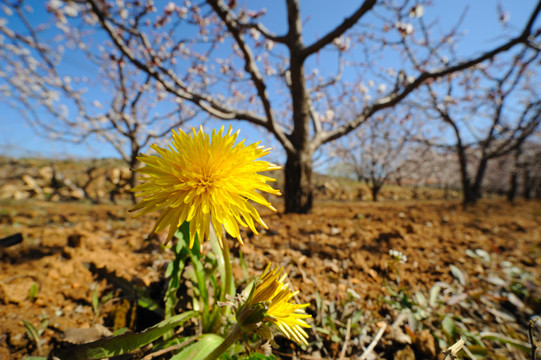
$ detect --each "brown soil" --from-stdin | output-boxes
[0,198,540,359]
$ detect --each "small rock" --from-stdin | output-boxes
[22,174,43,197]
[34,297,47,307]
[62,324,113,344]
[0,183,20,200]
[473,264,484,274]
[22,174,38,188]
[67,234,83,248]
[47,269,60,281]
[389,327,412,345]
[1,277,36,304]
[8,332,27,348]
[13,190,30,200]
[38,166,54,182]
[70,188,85,200]
[414,329,436,358]
[323,259,340,273]
[405,224,415,234]
[394,345,415,360]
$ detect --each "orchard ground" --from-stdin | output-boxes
[0,181,540,359]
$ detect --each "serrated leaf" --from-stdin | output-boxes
[54,311,197,360]
[164,222,190,331]
[170,333,223,360]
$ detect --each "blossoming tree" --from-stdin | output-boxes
[1,0,540,212]
[0,1,197,200]
[333,109,416,201]
[412,48,541,205]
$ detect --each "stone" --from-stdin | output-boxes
[38,166,54,182]
[393,345,416,360]
[13,190,30,200]
[414,329,436,358]
[62,324,112,344]
[109,168,121,184]
[0,183,19,199]
[70,188,85,200]
[67,234,83,248]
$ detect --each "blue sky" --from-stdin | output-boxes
[0,0,538,162]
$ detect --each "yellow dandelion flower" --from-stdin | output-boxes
[130,126,281,247]
[248,264,311,345]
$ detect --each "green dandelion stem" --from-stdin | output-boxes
[222,235,234,299]
[202,324,243,360]
[209,225,234,304]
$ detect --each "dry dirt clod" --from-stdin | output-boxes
[414,329,436,359]
[61,324,113,345]
[393,345,416,360]
[67,234,83,248]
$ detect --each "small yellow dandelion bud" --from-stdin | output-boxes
[238,264,311,346]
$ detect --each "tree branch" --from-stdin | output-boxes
[316,0,541,147]
[86,0,271,130]
[206,0,294,153]
[301,0,376,59]
[239,21,288,43]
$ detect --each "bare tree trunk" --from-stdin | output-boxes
[128,154,140,205]
[523,170,533,200]
[507,147,521,202]
[371,184,381,202]
[470,157,488,203]
[456,145,475,206]
[507,172,518,202]
[284,150,313,213]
